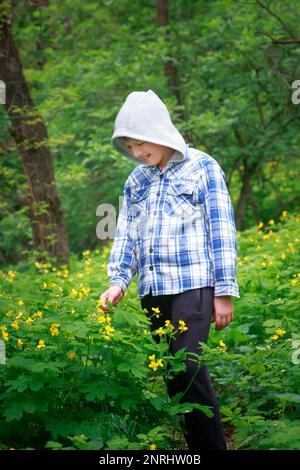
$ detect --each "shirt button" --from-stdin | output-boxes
[149,228,153,233]
[149,266,153,271]
[149,248,153,253]
[159,174,164,178]
[156,192,160,197]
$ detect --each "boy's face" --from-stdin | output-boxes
[123,138,174,168]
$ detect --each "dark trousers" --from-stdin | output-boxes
[141,286,227,450]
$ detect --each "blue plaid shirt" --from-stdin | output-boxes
[107,145,240,299]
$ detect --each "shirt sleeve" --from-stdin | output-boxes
[201,159,240,298]
[106,182,137,293]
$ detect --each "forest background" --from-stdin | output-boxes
[0,0,299,451]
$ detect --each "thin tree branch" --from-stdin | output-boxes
[255,0,297,40]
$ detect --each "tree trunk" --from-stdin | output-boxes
[157,0,181,103]
[157,0,193,142]
[0,5,69,264]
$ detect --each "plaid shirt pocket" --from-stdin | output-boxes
[166,182,204,219]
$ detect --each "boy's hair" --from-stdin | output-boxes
[118,136,130,151]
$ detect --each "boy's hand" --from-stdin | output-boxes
[212,296,234,331]
[100,286,124,311]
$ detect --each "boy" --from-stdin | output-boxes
[100,90,240,450]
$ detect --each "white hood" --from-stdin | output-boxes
[111,89,187,164]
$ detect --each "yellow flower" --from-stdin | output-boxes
[17,339,23,349]
[271,335,279,341]
[17,300,24,306]
[7,270,16,281]
[290,279,298,286]
[37,339,45,349]
[268,219,275,225]
[98,315,106,324]
[155,327,166,336]
[50,323,60,336]
[149,360,163,371]
[281,253,286,260]
[258,222,264,229]
[104,325,115,334]
[178,319,188,333]
[219,340,227,351]
[10,322,19,330]
[67,351,76,360]
[70,284,90,300]
[275,329,286,337]
[82,250,90,257]
[165,320,175,332]
[50,327,59,336]
[260,261,267,267]
[2,331,9,342]
[148,354,163,371]
[149,444,157,450]
[151,307,160,314]
[32,311,43,319]
[25,317,33,325]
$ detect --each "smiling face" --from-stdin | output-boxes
[122,138,175,170]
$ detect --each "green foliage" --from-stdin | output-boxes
[0,212,299,450]
[0,0,299,450]
[204,212,300,449]
[0,247,204,450]
[1,0,300,262]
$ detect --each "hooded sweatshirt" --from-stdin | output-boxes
[112,89,187,164]
[107,90,240,299]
